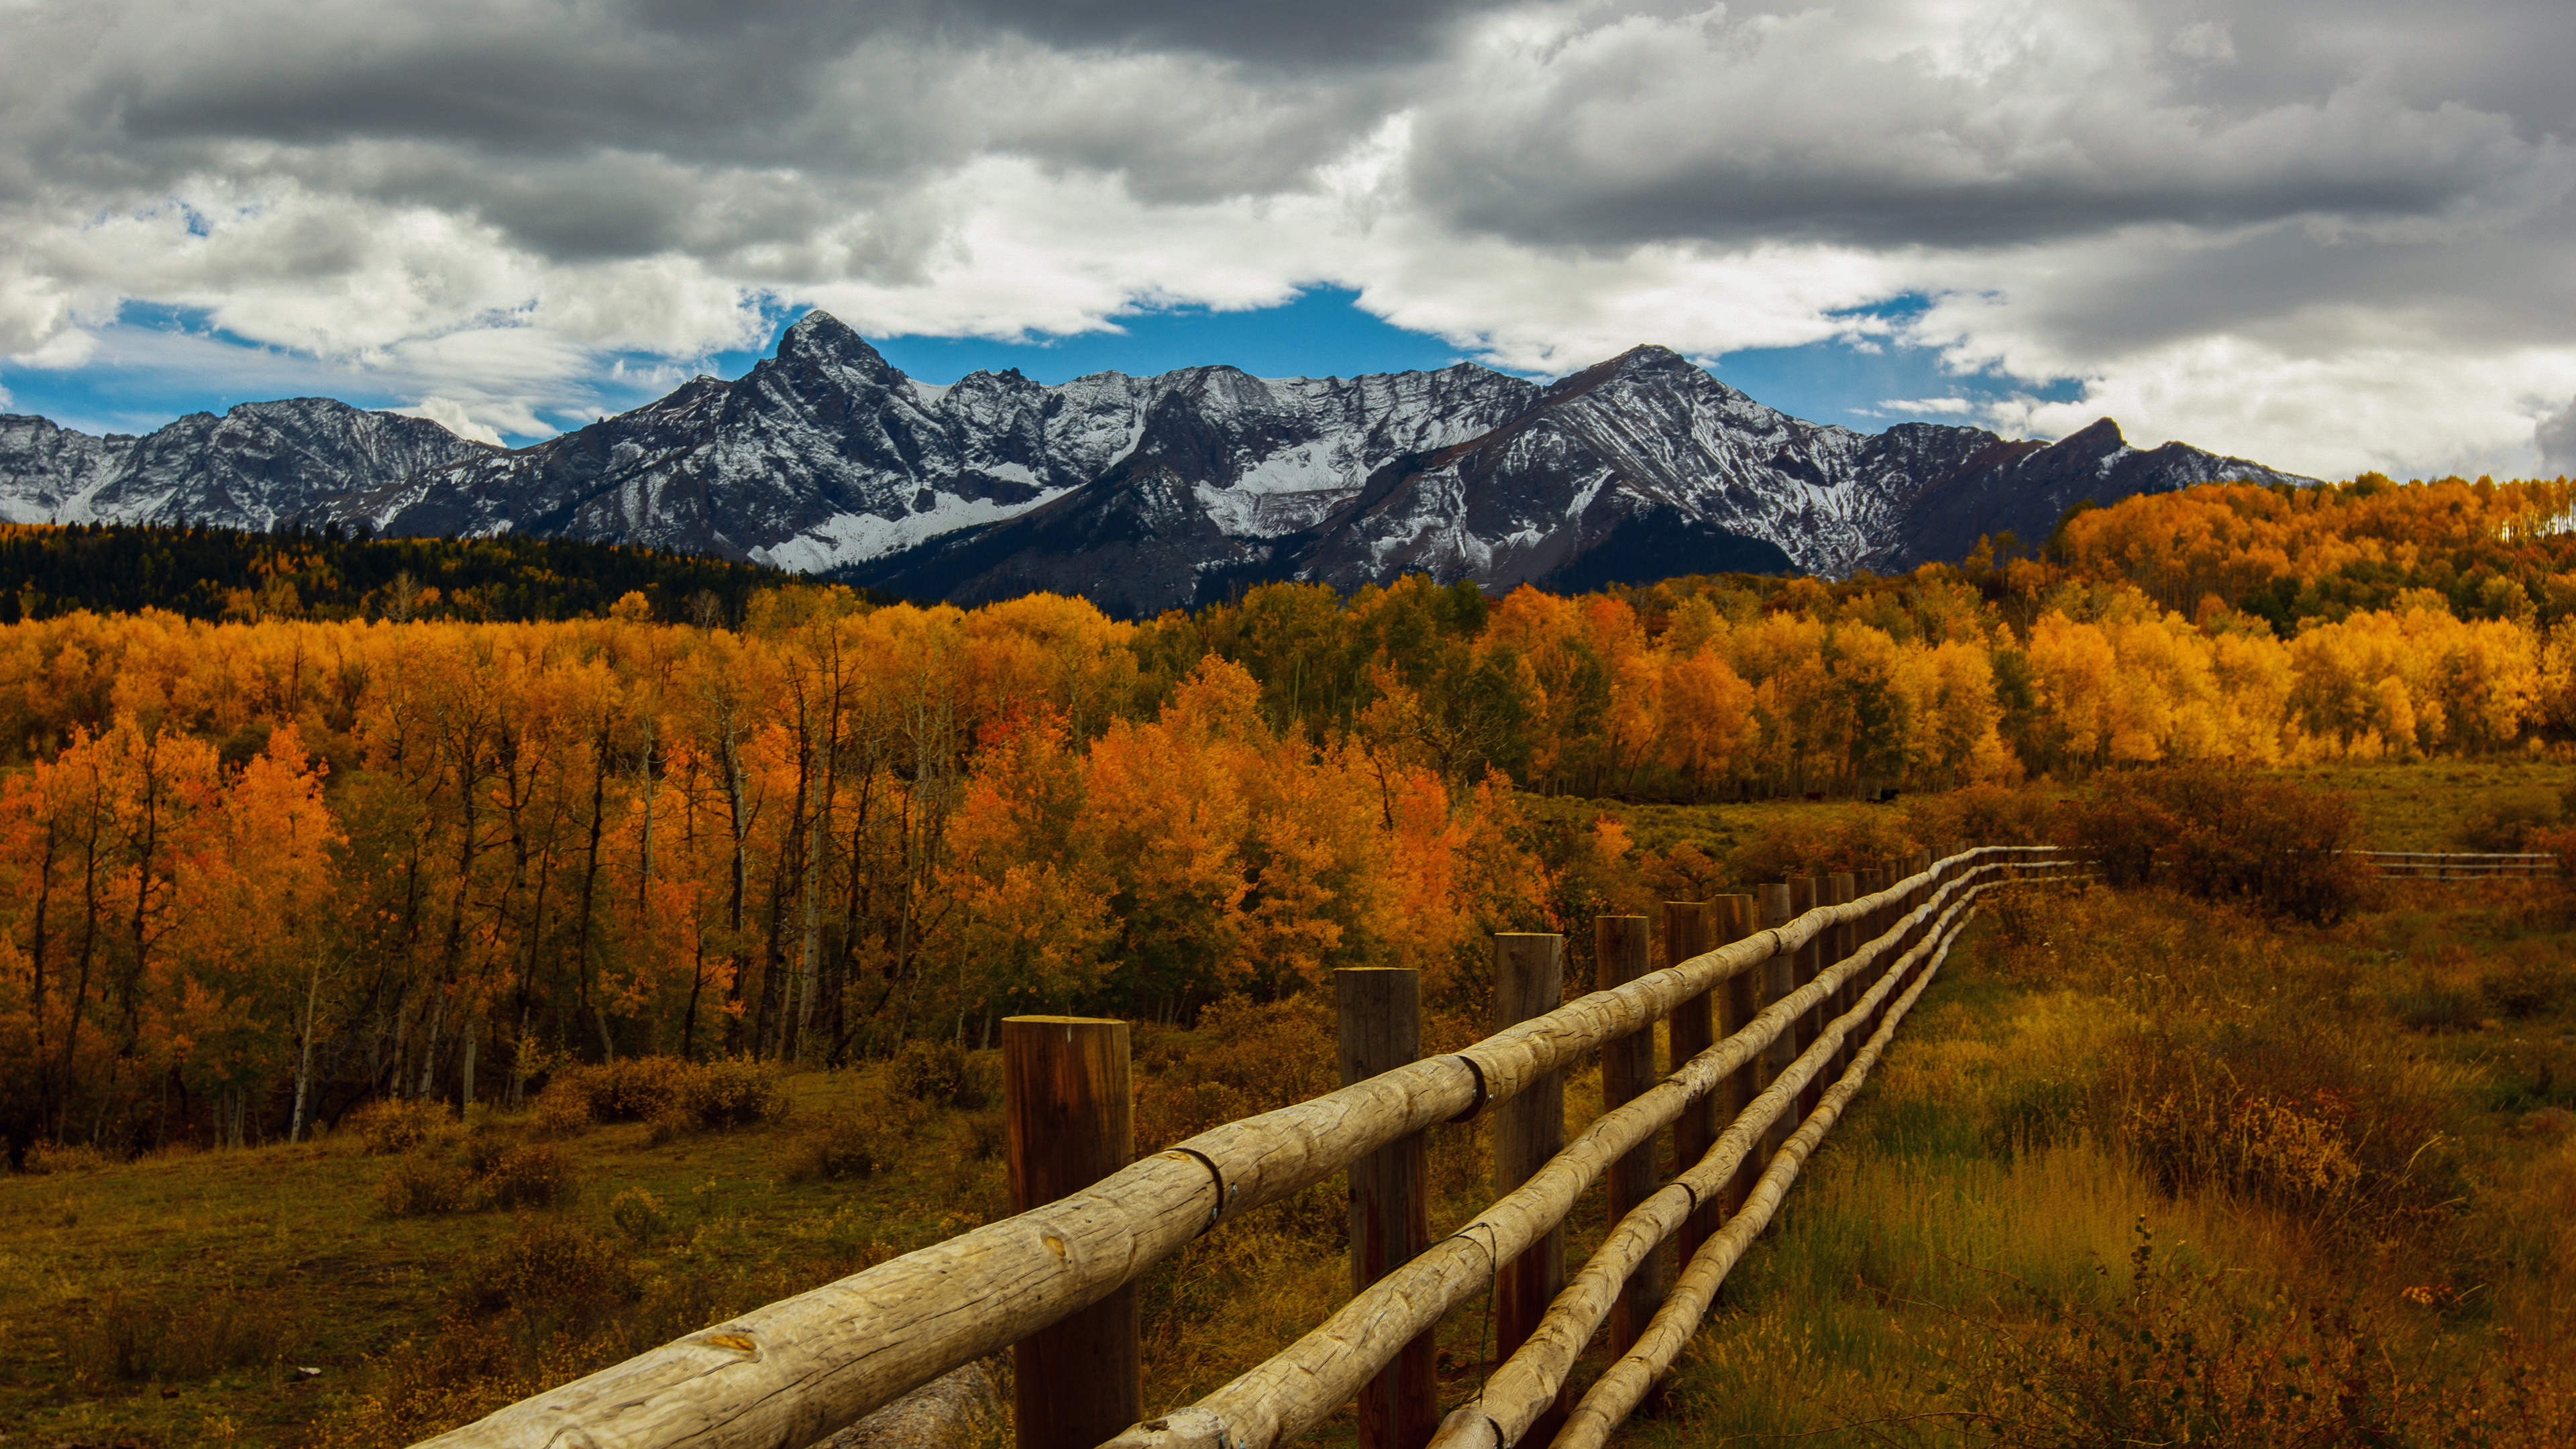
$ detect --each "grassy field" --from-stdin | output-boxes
[1630,875,2576,1447]
[0,1069,1018,1446]
[8,773,2576,1447]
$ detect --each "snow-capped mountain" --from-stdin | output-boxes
[0,311,2316,614]
[0,399,494,531]
[315,312,1538,590]
[853,338,2312,612]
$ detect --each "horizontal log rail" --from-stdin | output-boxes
[2354,850,2559,879]
[415,846,2080,1449]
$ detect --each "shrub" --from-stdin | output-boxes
[589,1057,689,1121]
[1939,1223,2426,1448]
[535,1056,784,1139]
[783,1112,901,1183]
[894,1039,985,1108]
[1904,782,2057,849]
[538,1057,689,1128]
[1725,811,1923,889]
[607,1187,669,1246]
[1133,995,1336,1154]
[376,1155,472,1216]
[2105,1026,2461,1242]
[678,1057,788,1129]
[2069,766,2370,924]
[476,1143,576,1210]
[23,1140,111,1175]
[352,1097,457,1155]
[530,1077,594,1135]
[449,1217,635,1318]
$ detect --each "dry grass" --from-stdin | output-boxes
[1621,875,2576,1448]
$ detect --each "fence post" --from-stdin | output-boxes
[1493,932,1569,1441]
[1662,901,1715,1265]
[1597,915,1660,1359]
[1793,875,1826,1118]
[1857,868,1887,1037]
[1336,969,1436,1449]
[1709,896,1760,1236]
[1827,871,1857,1081]
[1002,1016,1138,1449]
[1757,883,1797,1165]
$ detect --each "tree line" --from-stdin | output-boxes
[0,521,802,627]
[7,473,2576,1162]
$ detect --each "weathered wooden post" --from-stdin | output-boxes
[1856,867,1886,1037]
[1336,969,1437,1449]
[1757,883,1797,1165]
[1493,932,1569,1442]
[1707,896,1760,1269]
[1826,871,1858,1080]
[1663,900,1717,1265]
[1792,876,1826,1118]
[1002,1016,1138,1449]
[1596,915,1660,1358]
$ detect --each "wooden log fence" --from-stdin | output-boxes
[413,845,2082,1449]
[2355,850,2559,879]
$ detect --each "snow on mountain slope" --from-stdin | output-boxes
[0,400,494,531]
[314,312,1540,578]
[0,313,2319,616]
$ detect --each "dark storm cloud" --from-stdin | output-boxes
[4,0,2571,474]
[2542,401,2576,476]
[3,0,1390,272]
[1401,0,2573,254]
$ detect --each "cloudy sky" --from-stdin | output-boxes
[3,0,2571,480]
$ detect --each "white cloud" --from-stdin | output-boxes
[389,397,504,447]
[7,328,99,370]
[1882,397,1976,415]
[0,0,2569,476]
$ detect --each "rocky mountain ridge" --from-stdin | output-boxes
[0,311,2316,614]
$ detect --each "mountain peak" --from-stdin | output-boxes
[2061,417,2125,447]
[776,309,892,372]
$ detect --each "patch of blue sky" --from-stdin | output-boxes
[1699,294,2083,433]
[0,304,414,438]
[7,288,2088,449]
[810,287,1476,388]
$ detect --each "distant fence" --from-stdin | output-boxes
[2357,851,2559,880]
[417,846,2084,1449]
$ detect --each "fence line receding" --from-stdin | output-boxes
[416,845,2084,1449]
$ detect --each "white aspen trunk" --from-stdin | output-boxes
[638,711,657,918]
[289,955,321,1142]
[417,987,447,1100]
[798,808,823,1052]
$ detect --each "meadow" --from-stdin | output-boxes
[5,775,2573,1448]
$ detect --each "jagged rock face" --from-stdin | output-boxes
[0,311,2320,616]
[1291,347,2000,590]
[0,399,494,531]
[326,313,1540,584]
[1882,418,2315,569]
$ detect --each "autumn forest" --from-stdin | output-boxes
[7,471,2576,1166]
